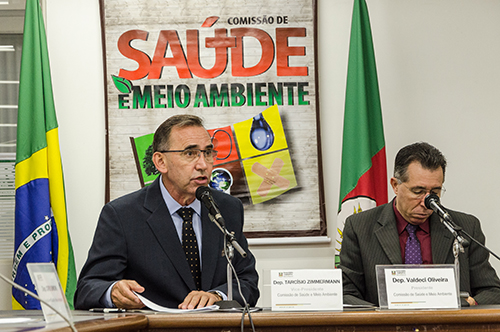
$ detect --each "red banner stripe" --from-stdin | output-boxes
[342,147,388,205]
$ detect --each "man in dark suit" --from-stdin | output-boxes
[339,142,500,306]
[74,114,259,310]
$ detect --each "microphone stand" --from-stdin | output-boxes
[440,217,469,249]
[425,194,500,261]
[208,213,247,309]
[425,195,500,304]
[438,214,500,302]
[454,224,500,262]
[438,215,469,303]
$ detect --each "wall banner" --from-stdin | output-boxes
[100,0,326,238]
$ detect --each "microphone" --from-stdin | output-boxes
[196,186,225,228]
[424,193,469,248]
[424,193,452,223]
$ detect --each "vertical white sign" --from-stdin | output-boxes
[27,263,72,324]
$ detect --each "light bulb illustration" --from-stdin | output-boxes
[250,113,274,151]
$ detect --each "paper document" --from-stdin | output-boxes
[134,292,219,313]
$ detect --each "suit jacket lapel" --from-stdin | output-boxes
[144,177,196,290]
[373,201,455,265]
[375,201,403,264]
[200,206,223,289]
[430,213,454,264]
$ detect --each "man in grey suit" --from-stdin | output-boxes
[74,114,259,310]
[339,142,500,306]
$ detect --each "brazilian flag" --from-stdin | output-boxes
[13,0,76,309]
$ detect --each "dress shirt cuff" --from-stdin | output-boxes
[100,281,118,308]
[209,290,227,301]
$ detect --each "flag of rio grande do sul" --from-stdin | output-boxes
[336,149,387,258]
[335,0,387,264]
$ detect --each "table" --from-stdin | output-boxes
[144,306,500,332]
[3,307,500,332]
[0,310,147,332]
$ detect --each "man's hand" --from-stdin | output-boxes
[111,280,145,309]
[178,290,221,310]
[466,296,477,306]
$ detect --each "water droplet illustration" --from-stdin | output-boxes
[250,113,274,151]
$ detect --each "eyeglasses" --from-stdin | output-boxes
[158,148,218,163]
[398,180,446,200]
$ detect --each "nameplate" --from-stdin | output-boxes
[270,269,342,311]
[376,264,459,310]
[27,263,72,323]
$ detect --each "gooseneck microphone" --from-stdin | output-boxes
[196,186,225,228]
[195,186,249,310]
[424,193,469,248]
[424,193,453,223]
[423,194,500,267]
[196,186,247,259]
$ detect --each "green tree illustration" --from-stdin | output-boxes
[142,144,159,176]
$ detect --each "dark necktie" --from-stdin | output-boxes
[178,207,201,290]
[405,223,423,264]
